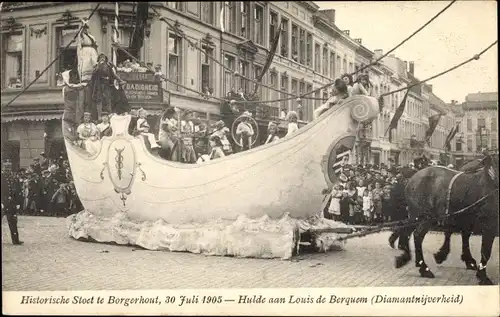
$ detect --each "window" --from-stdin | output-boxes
[491,137,498,150]
[291,24,298,62]
[322,47,328,76]
[223,54,235,96]
[168,33,182,91]
[343,57,347,74]
[253,64,263,100]
[336,55,341,75]
[56,27,79,75]
[280,73,288,110]
[269,71,278,101]
[329,52,335,79]
[455,140,462,152]
[116,28,140,65]
[349,62,353,73]
[299,29,305,65]
[456,121,461,132]
[201,3,214,25]
[291,78,298,96]
[467,137,473,152]
[306,33,312,67]
[240,2,250,38]
[201,44,213,95]
[280,18,289,58]
[269,11,278,48]
[306,83,313,121]
[168,2,183,10]
[491,118,497,131]
[314,43,320,72]
[3,32,24,89]
[224,2,237,34]
[187,2,200,16]
[239,60,249,94]
[254,5,264,45]
[314,90,321,109]
[298,81,305,119]
[467,118,472,132]
[477,118,485,129]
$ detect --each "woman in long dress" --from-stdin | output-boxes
[77,21,99,82]
[76,112,100,155]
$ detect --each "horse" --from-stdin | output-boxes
[395,154,499,285]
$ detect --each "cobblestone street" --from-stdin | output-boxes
[2,216,499,291]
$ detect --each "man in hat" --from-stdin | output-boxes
[210,121,232,158]
[1,160,23,245]
[137,108,160,153]
[235,111,255,151]
[39,152,49,171]
[32,157,42,175]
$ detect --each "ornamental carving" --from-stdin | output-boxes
[56,10,79,28]
[30,25,47,38]
[1,17,23,34]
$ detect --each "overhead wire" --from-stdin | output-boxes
[150,6,325,103]
[3,3,101,108]
[380,40,498,97]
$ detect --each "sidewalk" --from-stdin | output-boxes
[2,216,498,291]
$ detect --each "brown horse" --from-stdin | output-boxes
[395,154,499,285]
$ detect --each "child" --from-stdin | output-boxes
[371,181,383,223]
[285,111,299,137]
[50,183,69,217]
[382,184,392,222]
[328,184,343,221]
[362,190,373,224]
[137,108,160,151]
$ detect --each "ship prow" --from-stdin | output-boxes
[66,95,379,259]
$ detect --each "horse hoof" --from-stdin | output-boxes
[433,252,446,265]
[465,261,477,271]
[415,261,421,268]
[479,278,494,285]
[395,255,410,268]
[420,268,435,279]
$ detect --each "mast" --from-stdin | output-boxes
[113,2,119,65]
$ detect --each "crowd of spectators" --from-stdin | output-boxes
[13,153,82,217]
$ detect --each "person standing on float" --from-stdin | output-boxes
[77,19,99,83]
[235,111,255,151]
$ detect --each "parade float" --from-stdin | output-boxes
[64,20,380,260]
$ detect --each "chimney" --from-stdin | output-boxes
[374,49,383,55]
[354,38,362,44]
[321,9,336,24]
[343,30,350,36]
[409,61,415,75]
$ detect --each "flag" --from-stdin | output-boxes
[129,2,149,53]
[444,123,459,151]
[384,91,409,142]
[424,114,442,145]
[250,21,283,97]
[219,6,225,32]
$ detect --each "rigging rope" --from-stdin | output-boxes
[151,6,326,103]
[3,3,101,108]
[380,40,498,97]
[302,0,458,100]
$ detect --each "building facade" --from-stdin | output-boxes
[1,1,454,170]
[450,92,498,167]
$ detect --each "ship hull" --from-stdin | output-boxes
[66,95,379,259]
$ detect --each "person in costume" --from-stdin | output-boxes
[341,73,354,97]
[351,74,371,96]
[313,79,350,119]
[265,121,280,144]
[179,110,197,163]
[209,120,232,159]
[77,18,99,82]
[96,112,113,138]
[157,107,180,160]
[235,111,255,151]
[136,108,160,152]
[76,112,100,155]
[285,111,299,137]
[85,53,126,121]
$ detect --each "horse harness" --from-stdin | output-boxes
[445,170,464,215]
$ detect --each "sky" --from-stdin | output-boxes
[315,0,498,103]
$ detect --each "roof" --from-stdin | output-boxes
[465,92,498,102]
[428,92,448,114]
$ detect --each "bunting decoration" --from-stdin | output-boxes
[219,5,225,32]
[112,2,119,66]
[444,123,459,151]
[384,91,409,143]
[129,2,149,53]
[250,21,283,98]
[424,114,442,145]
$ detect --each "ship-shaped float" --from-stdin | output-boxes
[65,87,379,259]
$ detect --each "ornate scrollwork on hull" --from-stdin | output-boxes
[322,136,356,186]
[105,138,137,208]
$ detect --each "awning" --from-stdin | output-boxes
[1,113,62,123]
